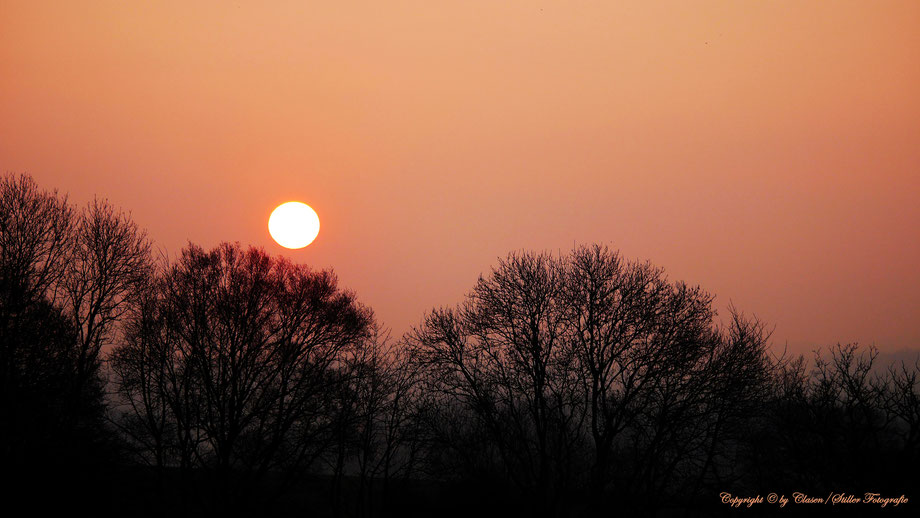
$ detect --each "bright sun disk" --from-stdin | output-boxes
[268,201,320,249]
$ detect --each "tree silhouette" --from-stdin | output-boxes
[407,251,578,516]
[884,355,920,466]
[560,245,719,510]
[407,245,777,517]
[0,173,151,512]
[4,173,916,516]
[65,199,151,389]
[111,242,375,512]
[744,343,920,499]
[325,324,427,518]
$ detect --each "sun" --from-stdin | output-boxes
[268,201,320,249]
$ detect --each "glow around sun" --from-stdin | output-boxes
[268,201,320,249]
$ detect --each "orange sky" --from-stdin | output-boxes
[2,1,918,354]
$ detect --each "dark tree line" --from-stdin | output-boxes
[404,247,780,517]
[1,173,917,517]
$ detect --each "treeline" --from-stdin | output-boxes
[1,173,916,517]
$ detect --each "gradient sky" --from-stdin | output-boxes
[2,1,918,354]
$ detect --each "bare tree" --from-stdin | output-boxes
[407,245,777,516]
[559,245,776,514]
[63,199,151,387]
[407,251,583,516]
[0,174,73,310]
[560,245,696,504]
[1,176,151,406]
[338,326,426,517]
[0,173,151,511]
[111,242,375,511]
[883,356,920,463]
[737,342,920,500]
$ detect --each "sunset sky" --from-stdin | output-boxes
[2,1,918,355]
